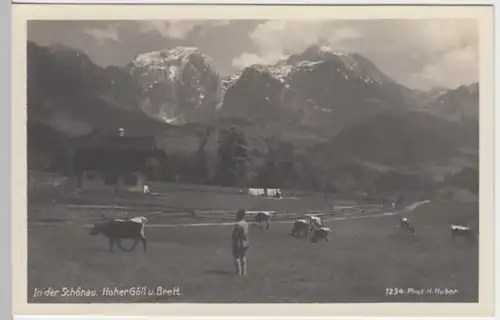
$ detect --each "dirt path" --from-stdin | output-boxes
[28,200,427,229]
[29,201,432,228]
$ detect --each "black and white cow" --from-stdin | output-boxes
[291,219,310,237]
[308,215,322,231]
[398,217,415,234]
[451,224,475,240]
[255,211,272,230]
[311,227,331,243]
[89,216,148,252]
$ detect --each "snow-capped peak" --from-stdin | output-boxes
[132,47,199,67]
[223,45,390,92]
[128,46,223,125]
[317,45,349,57]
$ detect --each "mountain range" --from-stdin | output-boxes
[26,40,479,195]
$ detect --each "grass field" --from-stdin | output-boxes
[27,188,478,304]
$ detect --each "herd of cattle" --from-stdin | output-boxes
[254,211,331,242]
[395,216,476,239]
[88,205,476,253]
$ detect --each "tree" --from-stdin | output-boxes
[279,160,296,189]
[214,126,249,187]
[145,157,162,181]
[194,127,211,184]
[446,166,478,194]
[255,159,281,190]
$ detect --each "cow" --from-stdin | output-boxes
[309,215,322,232]
[311,227,331,243]
[255,211,272,230]
[291,219,310,237]
[451,224,475,240]
[89,216,148,252]
[398,217,415,234]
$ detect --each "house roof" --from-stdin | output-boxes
[73,134,157,151]
[72,134,165,173]
[74,148,166,173]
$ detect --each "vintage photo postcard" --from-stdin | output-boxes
[11,3,495,318]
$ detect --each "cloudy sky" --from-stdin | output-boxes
[28,19,478,90]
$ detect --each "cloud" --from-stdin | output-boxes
[231,20,365,68]
[30,19,479,90]
[401,20,478,88]
[232,52,288,69]
[411,45,478,89]
[411,20,478,53]
[138,20,230,39]
[83,24,120,44]
[232,20,362,68]
[198,20,231,36]
[231,19,478,89]
[329,27,363,42]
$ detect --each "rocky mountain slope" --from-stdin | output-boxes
[220,45,425,132]
[425,82,479,121]
[127,47,223,125]
[312,110,478,167]
[28,41,167,137]
[27,41,169,171]
[27,41,479,194]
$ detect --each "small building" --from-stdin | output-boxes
[248,188,282,197]
[72,130,166,192]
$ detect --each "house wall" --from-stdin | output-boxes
[79,171,115,191]
[79,171,146,192]
[119,172,146,192]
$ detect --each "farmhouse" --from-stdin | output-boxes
[72,129,166,192]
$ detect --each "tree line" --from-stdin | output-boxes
[28,123,478,197]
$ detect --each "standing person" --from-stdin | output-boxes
[232,209,250,276]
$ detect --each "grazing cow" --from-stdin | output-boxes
[89,216,148,252]
[311,227,331,243]
[309,215,322,231]
[255,211,272,230]
[291,219,309,237]
[398,217,415,234]
[451,224,475,240]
